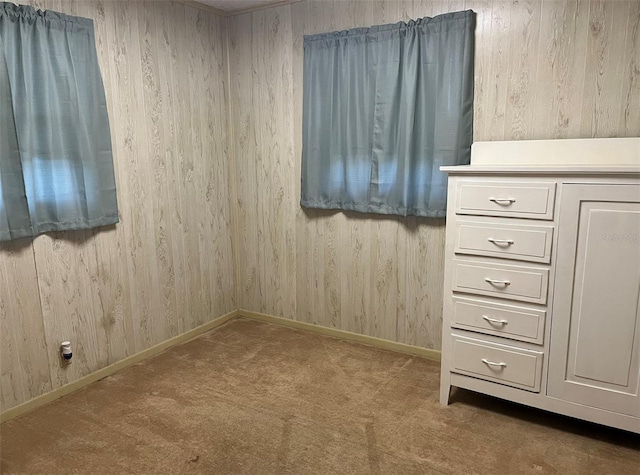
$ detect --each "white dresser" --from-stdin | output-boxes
[439,138,640,433]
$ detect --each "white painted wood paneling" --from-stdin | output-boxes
[229,0,640,349]
[0,0,236,412]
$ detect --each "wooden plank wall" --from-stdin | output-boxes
[2,0,639,414]
[0,1,236,412]
[228,0,640,348]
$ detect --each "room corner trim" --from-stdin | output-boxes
[238,309,442,362]
[0,310,239,424]
[177,0,302,18]
[177,1,229,17]
[225,0,302,17]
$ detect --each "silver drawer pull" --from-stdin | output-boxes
[488,197,516,205]
[485,278,511,286]
[482,358,507,368]
[487,238,515,246]
[482,315,509,326]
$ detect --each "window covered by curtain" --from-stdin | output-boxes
[301,10,475,218]
[0,3,118,241]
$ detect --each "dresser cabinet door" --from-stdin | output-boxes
[547,184,640,417]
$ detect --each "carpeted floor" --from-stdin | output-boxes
[1,317,638,474]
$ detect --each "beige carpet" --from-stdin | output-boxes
[1,318,638,474]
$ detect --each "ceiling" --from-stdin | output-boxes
[193,0,289,14]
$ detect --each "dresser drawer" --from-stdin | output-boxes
[456,181,556,220]
[451,335,544,392]
[451,296,546,344]
[454,220,554,263]
[452,259,549,304]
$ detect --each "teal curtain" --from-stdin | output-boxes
[301,10,475,218]
[0,3,118,241]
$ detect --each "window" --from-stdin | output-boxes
[0,3,118,241]
[301,10,475,218]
